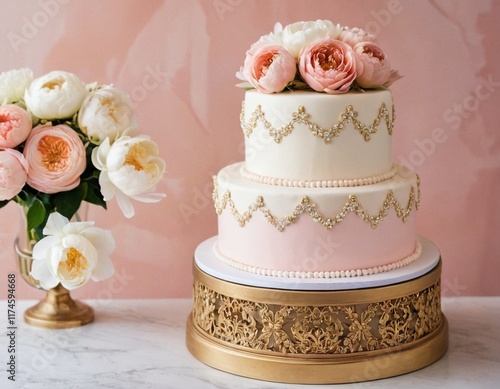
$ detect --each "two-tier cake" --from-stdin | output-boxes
[187,20,448,384]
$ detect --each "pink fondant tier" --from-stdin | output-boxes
[214,162,421,276]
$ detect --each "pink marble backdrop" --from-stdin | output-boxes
[0,0,498,300]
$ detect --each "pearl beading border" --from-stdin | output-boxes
[240,165,398,188]
[213,241,422,279]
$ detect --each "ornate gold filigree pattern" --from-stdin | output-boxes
[192,279,442,355]
[213,175,420,231]
[240,102,395,144]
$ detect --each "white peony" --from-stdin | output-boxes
[92,136,166,218]
[30,212,115,291]
[78,86,137,145]
[24,70,88,119]
[0,68,33,105]
[280,20,342,58]
[253,22,284,46]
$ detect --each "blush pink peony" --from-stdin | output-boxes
[243,43,296,93]
[23,124,86,194]
[338,26,377,47]
[0,104,32,149]
[353,41,392,88]
[0,149,28,200]
[298,38,357,94]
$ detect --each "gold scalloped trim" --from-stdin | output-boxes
[240,102,395,144]
[213,175,420,232]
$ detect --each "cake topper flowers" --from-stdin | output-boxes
[0,68,166,289]
[237,20,401,94]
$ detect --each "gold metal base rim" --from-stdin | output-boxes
[194,258,442,305]
[24,301,94,329]
[186,314,448,384]
[23,284,94,329]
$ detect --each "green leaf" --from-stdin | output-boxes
[0,200,9,209]
[26,199,46,232]
[83,177,106,209]
[16,189,33,207]
[54,185,87,219]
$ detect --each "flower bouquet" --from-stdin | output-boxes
[237,20,401,94]
[0,68,166,327]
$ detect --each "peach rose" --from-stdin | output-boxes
[353,41,392,88]
[298,38,357,94]
[0,149,28,200]
[243,43,296,93]
[23,124,86,194]
[0,104,32,149]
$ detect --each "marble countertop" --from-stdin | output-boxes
[1,297,498,389]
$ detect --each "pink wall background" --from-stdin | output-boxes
[0,0,498,300]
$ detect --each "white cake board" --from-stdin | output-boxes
[194,236,440,291]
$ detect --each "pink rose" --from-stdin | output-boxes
[0,149,28,200]
[298,38,357,93]
[353,42,392,88]
[0,104,32,149]
[23,124,86,194]
[243,43,296,93]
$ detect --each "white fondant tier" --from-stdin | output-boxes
[195,236,440,290]
[242,89,394,181]
[214,162,419,274]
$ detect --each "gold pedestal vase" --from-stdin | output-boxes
[15,205,94,329]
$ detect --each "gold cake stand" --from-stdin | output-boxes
[186,238,448,384]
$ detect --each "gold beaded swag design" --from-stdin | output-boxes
[212,176,420,232]
[241,101,395,143]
